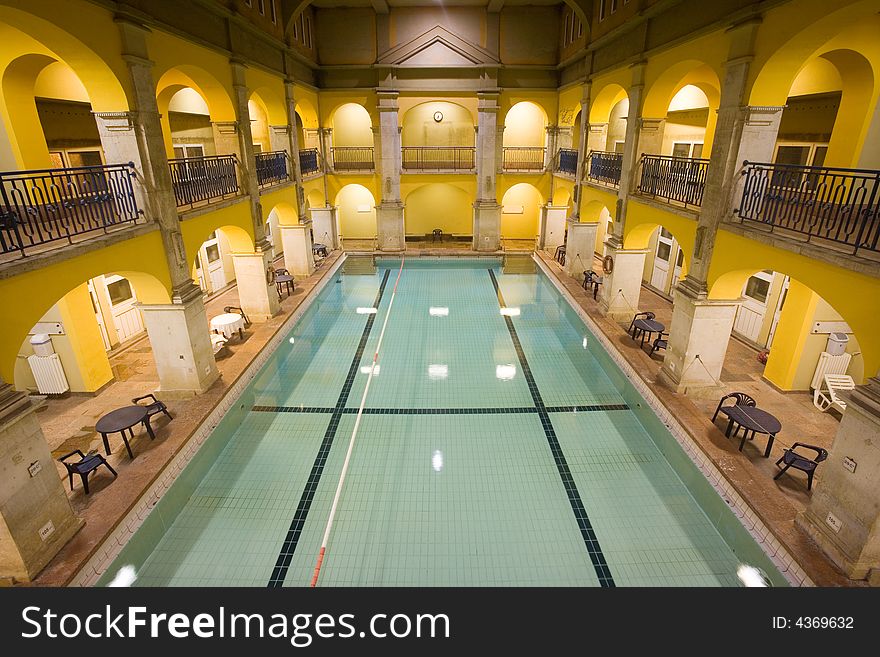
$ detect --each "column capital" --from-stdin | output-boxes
[212,121,239,135]
[742,105,786,126]
[92,111,138,131]
[0,383,34,429]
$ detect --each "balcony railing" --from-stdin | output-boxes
[299,148,320,176]
[168,154,239,209]
[737,161,880,256]
[555,148,578,176]
[637,154,709,208]
[502,147,546,171]
[401,147,475,171]
[0,163,141,257]
[255,150,289,188]
[587,151,623,187]
[331,147,375,172]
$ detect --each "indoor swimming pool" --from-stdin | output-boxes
[98,257,786,587]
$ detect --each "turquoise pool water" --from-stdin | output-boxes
[98,257,786,587]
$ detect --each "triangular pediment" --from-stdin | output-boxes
[377,26,499,68]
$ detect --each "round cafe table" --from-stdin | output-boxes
[210,312,246,340]
[95,405,154,459]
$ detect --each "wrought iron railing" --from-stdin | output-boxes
[737,161,880,256]
[637,154,710,207]
[255,150,289,188]
[502,147,546,171]
[331,147,375,172]
[168,154,239,208]
[587,151,623,187]
[0,163,141,257]
[299,148,320,176]
[555,148,578,176]
[401,146,475,171]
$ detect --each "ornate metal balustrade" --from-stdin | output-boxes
[331,147,375,172]
[502,147,546,171]
[299,148,320,176]
[401,146,475,171]
[555,148,578,176]
[255,150,289,188]
[168,154,239,208]
[0,163,141,257]
[637,154,710,207]
[586,151,623,187]
[737,161,880,256]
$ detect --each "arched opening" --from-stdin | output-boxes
[401,101,475,171]
[336,184,377,246]
[330,102,374,171]
[582,200,615,258]
[404,183,472,239]
[571,107,581,152]
[188,223,255,297]
[500,183,543,243]
[502,101,548,171]
[247,93,272,154]
[265,202,300,258]
[710,270,865,394]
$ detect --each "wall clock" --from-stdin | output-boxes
[433,111,443,122]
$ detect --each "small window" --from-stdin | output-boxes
[676,249,684,267]
[206,244,221,263]
[599,0,607,21]
[306,17,312,48]
[270,0,277,24]
[660,227,673,240]
[614,141,625,153]
[107,278,134,305]
[691,143,703,159]
[745,276,770,304]
[656,242,671,262]
[577,20,583,38]
[67,150,103,168]
[672,142,691,158]
[258,0,265,16]
[253,143,263,153]
[811,146,828,168]
[611,0,619,12]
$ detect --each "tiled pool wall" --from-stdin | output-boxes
[533,255,810,587]
[86,254,806,586]
[77,255,348,587]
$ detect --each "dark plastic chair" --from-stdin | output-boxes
[432,228,443,243]
[59,450,117,495]
[224,305,250,327]
[711,392,757,422]
[628,311,656,339]
[649,331,668,356]
[774,442,828,490]
[583,271,603,300]
[132,393,173,422]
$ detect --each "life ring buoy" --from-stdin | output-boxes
[602,255,614,274]
[266,266,276,285]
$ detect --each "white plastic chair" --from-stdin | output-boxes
[211,333,228,356]
[813,374,855,413]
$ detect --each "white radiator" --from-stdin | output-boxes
[810,351,852,390]
[27,354,70,394]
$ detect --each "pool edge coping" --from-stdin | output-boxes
[532,253,814,587]
[68,254,348,587]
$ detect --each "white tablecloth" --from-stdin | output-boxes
[210,313,245,339]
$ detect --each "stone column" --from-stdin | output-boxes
[319,127,333,173]
[539,205,568,252]
[115,16,220,392]
[376,91,404,251]
[139,300,220,396]
[0,383,82,583]
[280,223,316,278]
[563,219,599,282]
[571,85,591,219]
[230,60,278,320]
[310,205,339,250]
[473,91,502,252]
[636,118,666,160]
[798,377,880,583]
[495,124,505,174]
[269,124,292,158]
[658,283,739,393]
[586,123,609,154]
[544,124,558,171]
[283,81,308,222]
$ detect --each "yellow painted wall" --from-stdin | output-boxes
[331,102,374,147]
[180,201,255,265]
[401,101,474,147]
[404,183,473,236]
[762,279,818,390]
[708,229,880,385]
[56,283,113,392]
[336,184,376,238]
[500,183,542,239]
[622,199,697,265]
[502,102,546,147]
[247,98,271,152]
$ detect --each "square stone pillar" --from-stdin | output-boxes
[597,236,648,321]
[658,281,739,394]
[797,378,880,582]
[232,250,283,320]
[376,91,404,251]
[280,222,316,278]
[473,202,501,252]
[474,91,502,252]
[562,219,598,281]
[139,294,220,397]
[587,123,609,154]
[211,121,241,160]
[0,385,82,583]
[539,205,568,251]
[377,202,405,251]
[310,205,339,250]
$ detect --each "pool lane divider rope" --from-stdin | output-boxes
[267,267,392,588]
[310,257,406,587]
[487,268,616,587]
